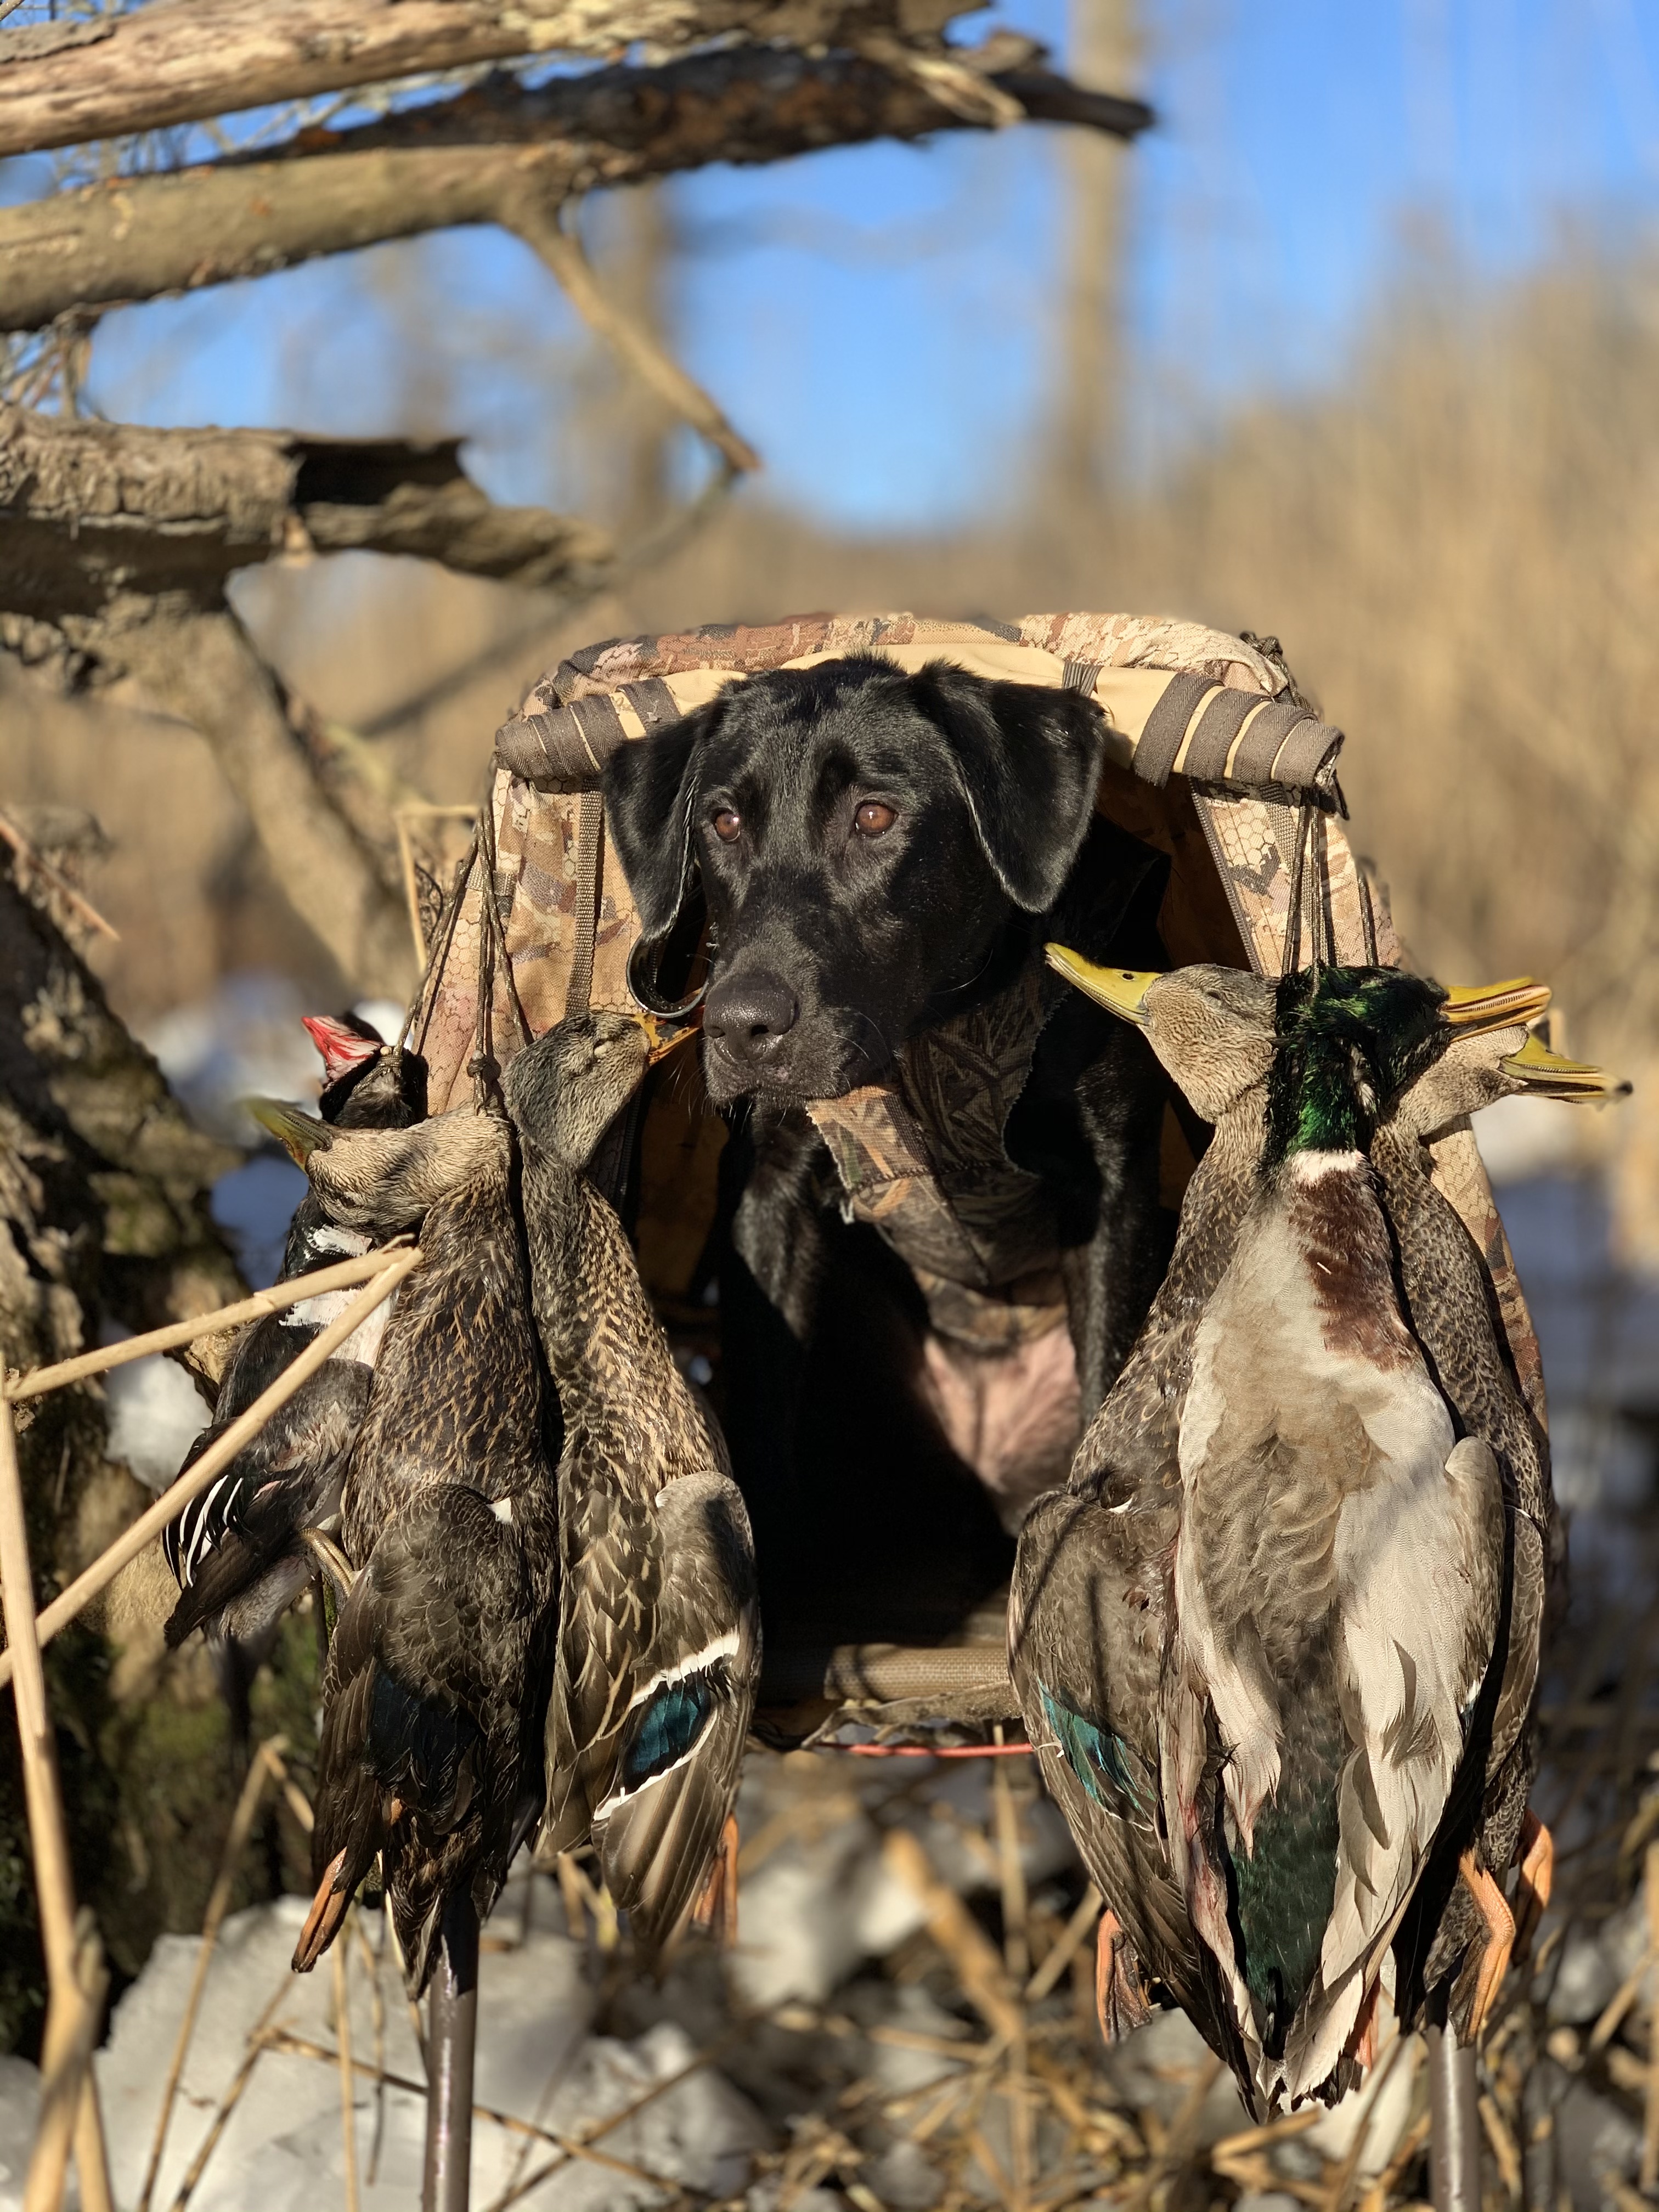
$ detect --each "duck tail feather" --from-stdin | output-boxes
[600,1707,744,1956]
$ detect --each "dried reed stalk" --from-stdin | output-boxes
[0,1248,420,1691]
[138,1741,285,2211]
[0,1400,114,2212]
[4,1246,411,1401]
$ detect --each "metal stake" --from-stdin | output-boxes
[1427,2015,1482,2212]
[423,1894,479,2212]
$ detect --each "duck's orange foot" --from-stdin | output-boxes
[1458,1847,1517,2041]
[692,1814,740,1948]
[1513,1808,1554,1962]
[292,1848,351,1973]
[1095,1908,1153,2045]
[1345,1977,1384,2073]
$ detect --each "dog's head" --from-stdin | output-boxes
[603,654,1106,1104]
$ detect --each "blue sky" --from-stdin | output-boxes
[64,0,1659,529]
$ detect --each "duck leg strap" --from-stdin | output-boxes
[424,1892,479,2212]
[1427,2005,1483,2212]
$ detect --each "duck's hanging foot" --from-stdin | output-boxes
[1094,1909,1153,2045]
[300,1526,357,1600]
[292,1848,352,1973]
[1513,1808,1554,1960]
[1457,1848,1517,2041]
[692,1814,740,1947]
[1345,1978,1384,2073]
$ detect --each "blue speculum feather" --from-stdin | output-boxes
[1040,1685,1149,1819]
[621,1673,717,1790]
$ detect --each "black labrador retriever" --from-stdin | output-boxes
[605,653,1176,1669]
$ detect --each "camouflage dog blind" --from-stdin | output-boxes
[407,609,1543,1421]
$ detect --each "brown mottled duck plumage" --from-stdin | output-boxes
[503,1012,759,1956]
[285,1100,558,1993]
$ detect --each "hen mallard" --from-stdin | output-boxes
[160,1015,426,1730]
[1026,954,1617,2111]
[503,1011,760,1954]
[1011,962,1276,2072]
[1368,1018,1624,2040]
[266,1096,557,1991]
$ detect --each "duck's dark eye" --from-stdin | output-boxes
[854,801,896,837]
[711,809,742,844]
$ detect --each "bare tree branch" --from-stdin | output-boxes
[0,408,622,990]
[0,0,975,160]
[117,610,417,995]
[0,408,612,624]
[522,208,761,473]
[0,47,1152,335]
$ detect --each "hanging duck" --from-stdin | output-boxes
[1027,952,1618,2111]
[1366,1014,1624,2040]
[1009,962,1278,2069]
[501,1009,760,1954]
[160,1014,427,1736]
[263,1094,557,1990]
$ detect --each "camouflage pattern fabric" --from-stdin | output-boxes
[406,609,1544,1417]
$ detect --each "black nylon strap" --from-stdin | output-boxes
[1182,686,1262,780]
[1132,671,1213,786]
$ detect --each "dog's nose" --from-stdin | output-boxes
[705,972,799,1063]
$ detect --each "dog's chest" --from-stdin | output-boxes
[804,962,1065,1336]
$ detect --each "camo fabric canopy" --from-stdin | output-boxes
[407,610,1543,1421]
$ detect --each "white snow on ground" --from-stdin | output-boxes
[82,1884,767,2210]
[100,1341,208,1491]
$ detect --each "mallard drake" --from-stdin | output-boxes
[1025,953,1614,2112]
[503,1011,760,1954]
[1069,961,1587,2109]
[160,1017,427,1724]
[1011,961,1277,2073]
[270,1098,558,1990]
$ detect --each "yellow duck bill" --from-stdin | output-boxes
[1497,1031,1630,1100]
[639,1011,702,1064]
[1043,946,1160,1026]
[1440,977,1553,1032]
[246,1096,331,1164]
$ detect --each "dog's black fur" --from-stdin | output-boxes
[605,655,1177,1666]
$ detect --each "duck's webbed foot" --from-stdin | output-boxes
[1095,1909,1154,2044]
[293,1846,353,1972]
[1513,1808,1553,1961]
[692,1814,740,1948]
[1453,1848,1517,2042]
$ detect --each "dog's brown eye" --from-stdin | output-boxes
[854,802,896,837]
[712,809,742,844]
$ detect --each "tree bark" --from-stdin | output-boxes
[0,408,611,624]
[0,851,316,2057]
[0,0,972,160]
[0,409,569,989]
[0,47,1149,335]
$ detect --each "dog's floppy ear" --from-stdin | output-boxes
[603,697,726,940]
[908,663,1107,913]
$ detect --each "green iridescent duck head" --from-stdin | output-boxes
[1264,966,1555,1167]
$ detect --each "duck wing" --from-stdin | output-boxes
[1172,1167,1506,2104]
[540,1442,661,1859]
[297,1485,531,1991]
[162,1361,369,1648]
[590,1470,759,1953]
[1012,1486,1240,2047]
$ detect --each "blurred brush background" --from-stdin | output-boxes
[7,4,1659,2200]
[8,2,1657,1147]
